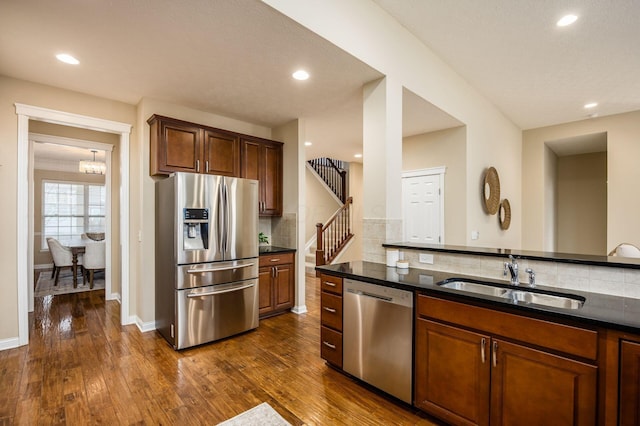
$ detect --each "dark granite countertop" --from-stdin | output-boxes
[317,261,640,334]
[383,242,640,269]
[259,245,296,255]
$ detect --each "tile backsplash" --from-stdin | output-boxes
[398,249,640,300]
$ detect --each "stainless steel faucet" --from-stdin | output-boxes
[503,255,519,285]
[525,268,536,288]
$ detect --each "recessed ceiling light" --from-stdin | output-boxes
[354,153,362,158]
[292,70,309,81]
[56,53,79,65]
[557,14,578,27]
[584,102,598,109]
[304,141,312,146]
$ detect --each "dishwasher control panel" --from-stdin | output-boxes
[344,278,413,308]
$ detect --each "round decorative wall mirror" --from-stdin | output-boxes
[483,166,500,215]
[499,199,511,230]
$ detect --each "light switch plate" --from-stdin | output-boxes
[419,253,434,264]
[471,231,479,240]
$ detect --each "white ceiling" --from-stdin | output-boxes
[2,1,638,163]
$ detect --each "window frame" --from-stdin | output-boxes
[41,179,106,250]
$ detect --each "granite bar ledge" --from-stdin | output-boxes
[383,242,640,270]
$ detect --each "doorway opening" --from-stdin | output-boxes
[15,103,132,347]
[30,131,114,301]
[545,132,608,255]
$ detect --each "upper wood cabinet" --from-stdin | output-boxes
[148,115,240,177]
[240,136,283,217]
[149,115,283,216]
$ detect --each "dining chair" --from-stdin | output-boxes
[608,243,640,258]
[83,240,106,289]
[46,237,84,286]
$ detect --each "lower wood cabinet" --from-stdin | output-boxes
[319,273,343,368]
[258,252,294,318]
[620,339,640,425]
[415,295,598,426]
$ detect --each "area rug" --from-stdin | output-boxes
[35,270,104,297]
[217,402,291,426]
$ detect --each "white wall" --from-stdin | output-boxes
[403,126,467,245]
[0,76,136,342]
[265,0,522,249]
[523,110,640,252]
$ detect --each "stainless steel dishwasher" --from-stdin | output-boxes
[343,278,414,403]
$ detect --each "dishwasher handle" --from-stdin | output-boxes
[346,288,393,303]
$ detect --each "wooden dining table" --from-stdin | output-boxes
[59,238,86,288]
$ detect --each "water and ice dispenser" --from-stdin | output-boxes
[183,208,209,250]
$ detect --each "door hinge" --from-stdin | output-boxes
[439,188,441,195]
[438,236,441,243]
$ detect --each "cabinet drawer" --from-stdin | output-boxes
[321,292,343,331]
[321,326,343,368]
[319,273,343,295]
[259,252,294,267]
[417,294,598,361]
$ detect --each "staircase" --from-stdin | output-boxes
[306,157,354,274]
[307,158,347,203]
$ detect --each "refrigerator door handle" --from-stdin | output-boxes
[222,180,229,252]
[187,263,255,273]
[217,182,225,253]
[186,282,255,297]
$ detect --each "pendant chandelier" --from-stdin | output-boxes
[79,149,106,175]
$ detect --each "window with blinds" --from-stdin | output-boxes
[42,180,106,249]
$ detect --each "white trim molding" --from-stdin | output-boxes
[13,103,133,350]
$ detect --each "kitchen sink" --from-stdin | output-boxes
[439,280,585,310]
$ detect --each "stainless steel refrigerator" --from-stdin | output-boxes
[155,172,259,349]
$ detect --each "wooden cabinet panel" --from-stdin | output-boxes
[321,326,343,368]
[258,266,274,316]
[258,252,294,318]
[319,273,343,368]
[240,138,260,181]
[415,319,490,426]
[274,264,293,310]
[240,137,283,216]
[261,142,282,216]
[417,295,598,360]
[149,116,202,175]
[491,339,597,426]
[319,273,343,295]
[203,130,239,176]
[320,292,343,332]
[620,339,640,425]
[415,295,598,426]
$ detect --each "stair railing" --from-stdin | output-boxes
[308,158,347,203]
[316,197,353,269]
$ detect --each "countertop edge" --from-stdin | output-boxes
[317,262,640,335]
[259,246,296,255]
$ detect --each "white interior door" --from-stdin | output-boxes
[402,173,442,244]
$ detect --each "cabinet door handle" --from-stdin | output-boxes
[322,341,336,350]
[205,160,209,173]
[270,258,280,262]
[323,307,336,313]
[481,338,486,364]
[492,341,498,367]
[196,159,200,173]
[323,281,336,287]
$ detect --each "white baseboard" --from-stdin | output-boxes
[291,305,308,314]
[0,336,23,351]
[35,263,53,270]
[106,292,121,302]
[135,316,156,333]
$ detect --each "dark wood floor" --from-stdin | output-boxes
[1,275,440,425]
